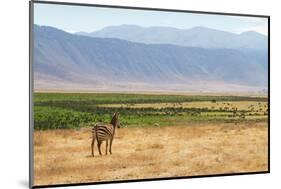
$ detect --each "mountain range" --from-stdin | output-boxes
[34,24,268,93]
[76,24,267,52]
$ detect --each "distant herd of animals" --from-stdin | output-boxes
[91,112,120,157]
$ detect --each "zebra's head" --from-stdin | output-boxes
[111,112,121,128]
[115,112,121,128]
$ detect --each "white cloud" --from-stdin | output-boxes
[65,30,77,34]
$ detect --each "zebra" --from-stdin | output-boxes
[91,112,120,157]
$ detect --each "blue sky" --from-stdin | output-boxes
[34,3,268,35]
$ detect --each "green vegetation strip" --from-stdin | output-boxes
[33,93,268,130]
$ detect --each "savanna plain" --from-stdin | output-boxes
[33,93,268,186]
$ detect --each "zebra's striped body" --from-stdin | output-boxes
[91,112,120,157]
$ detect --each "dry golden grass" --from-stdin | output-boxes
[34,122,268,186]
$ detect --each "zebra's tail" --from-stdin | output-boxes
[92,123,99,140]
[91,123,97,138]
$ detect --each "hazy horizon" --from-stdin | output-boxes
[35,23,267,36]
[34,3,268,35]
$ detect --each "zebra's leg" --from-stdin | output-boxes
[97,141,103,156]
[105,140,108,155]
[109,138,113,154]
[91,137,95,157]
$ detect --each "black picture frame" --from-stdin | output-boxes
[29,0,270,188]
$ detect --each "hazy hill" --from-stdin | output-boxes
[76,24,267,52]
[34,25,267,92]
